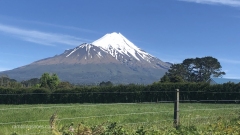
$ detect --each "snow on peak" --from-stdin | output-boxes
[92,32,153,61]
[66,43,92,57]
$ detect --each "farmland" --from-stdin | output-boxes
[0,103,240,135]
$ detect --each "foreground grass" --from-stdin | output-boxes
[0,103,239,135]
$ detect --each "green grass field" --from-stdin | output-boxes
[0,103,239,135]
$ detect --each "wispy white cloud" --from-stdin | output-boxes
[180,0,240,7]
[219,58,240,64]
[29,21,101,34]
[0,15,101,34]
[0,23,91,46]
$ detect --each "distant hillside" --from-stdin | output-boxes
[0,32,171,84]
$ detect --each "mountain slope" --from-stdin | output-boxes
[1,32,171,84]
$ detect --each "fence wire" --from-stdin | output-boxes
[0,91,240,95]
[1,103,239,125]
[1,91,240,134]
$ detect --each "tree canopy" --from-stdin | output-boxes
[0,75,20,88]
[21,78,40,87]
[40,73,60,90]
[99,81,113,86]
[57,81,73,89]
[161,56,225,83]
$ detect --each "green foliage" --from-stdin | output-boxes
[8,81,22,88]
[169,75,184,83]
[103,122,129,135]
[50,73,60,89]
[57,81,73,89]
[3,103,240,135]
[21,78,40,87]
[49,114,240,135]
[10,132,18,135]
[164,64,186,83]
[0,75,41,88]
[40,73,51,88]
[0,75,21,88]
[161,56,225,83]
[99,81,113,87]
[135,126,147,135]
[0,87,50,104]
[0,82,240,104]
[40,73,60,90]
[160,75,170,83]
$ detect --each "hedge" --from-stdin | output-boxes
[0,83,239,104]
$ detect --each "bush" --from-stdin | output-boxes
[0,82,239,104]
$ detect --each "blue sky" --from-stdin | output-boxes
[0,0,240,79]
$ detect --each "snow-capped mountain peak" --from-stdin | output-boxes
[92,32,153,62]
[7,32,171,84]
[60,32,170,70]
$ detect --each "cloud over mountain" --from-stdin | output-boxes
[180,0,240,7]
[0,23,89,46]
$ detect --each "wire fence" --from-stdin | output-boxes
[0,91,240,95]
[0,91,240,135]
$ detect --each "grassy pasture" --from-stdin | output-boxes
[0,103,239,135]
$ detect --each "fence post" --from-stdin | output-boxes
[174,89,180,129]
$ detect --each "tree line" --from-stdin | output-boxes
[0,82,239,104]
[0,73,112,89]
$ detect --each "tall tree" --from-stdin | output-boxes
[49,73,60,89]
[40,73,50,88]
[40,73,60,90]
[161,56,225,83]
